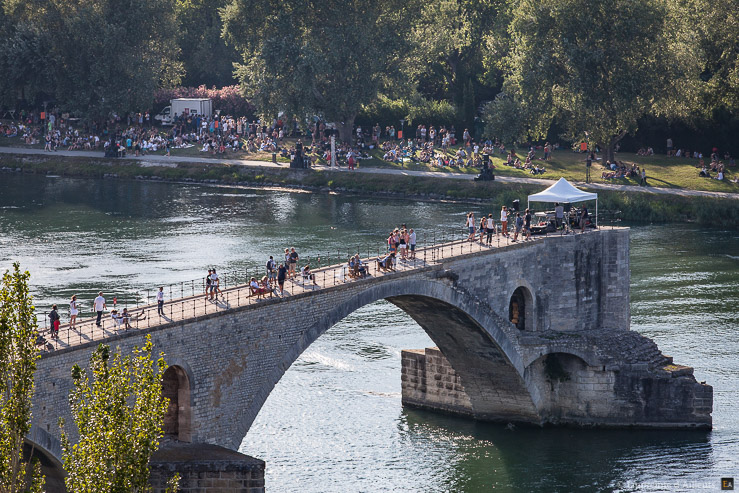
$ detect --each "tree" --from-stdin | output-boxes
[175,0,238,87]
[482,92,528,145]
[222,0,415,141]
[667,0,739,116]
[499,0,674,162]
[3,0,182,120]
[0,263,44,493]
[0,18,55,110]
[410,0,506,125]
[60,336,178,493]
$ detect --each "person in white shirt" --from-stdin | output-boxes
[555,203,565,230]
[409,229,417,259]
[69,294,79,329]
[466,212,476,241]
[156,287,164,316]
[210,269,221,300]
[500,206,508,237]
[486,215,495,244]
[249,277,260,296]
[93,292,106,327]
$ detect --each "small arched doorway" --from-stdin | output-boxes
[162,365,191,442]
[509,286,533,331]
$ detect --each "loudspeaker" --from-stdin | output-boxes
[512,199,520,212]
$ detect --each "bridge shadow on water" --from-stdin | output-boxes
[399,408,712,492]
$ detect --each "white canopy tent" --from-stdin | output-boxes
[527,177,598,226]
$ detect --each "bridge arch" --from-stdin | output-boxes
[26,427,66,492]
[234,278,545,448]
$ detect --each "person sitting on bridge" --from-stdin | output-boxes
[248,277,263,297]
[120,307,146,330]
[348,256,365,279]
[110,309,124,329]
[248,277,272,299]
[377,252,396,272]
[302,265,317,285]
[353,254,367,278]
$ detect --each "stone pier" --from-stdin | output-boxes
[402,340,712,428]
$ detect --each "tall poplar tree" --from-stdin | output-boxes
[60,336,178,493]
[0,263,44,493]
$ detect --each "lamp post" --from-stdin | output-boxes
[584,131,591,183]
[399,119,405,140]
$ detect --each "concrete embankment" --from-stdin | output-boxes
[2,151,738,228]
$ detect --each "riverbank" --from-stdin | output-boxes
[2,152,738,228]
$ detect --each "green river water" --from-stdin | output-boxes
[0,174,736,492]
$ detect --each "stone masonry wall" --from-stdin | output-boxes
[403,348,712,428]
[149,444,264,493]
[31,228,642,456]
[401,348,473,417]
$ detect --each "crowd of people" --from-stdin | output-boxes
[696,150,733,181]
[40,208,603,344]
[601,161,644,180]
[44,290,149,342]
[464,207,537,244]
[503,146,549,174]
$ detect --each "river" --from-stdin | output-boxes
[0,174,736,492]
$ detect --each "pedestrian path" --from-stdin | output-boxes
[38,232,560,353]
[2,146,737,200]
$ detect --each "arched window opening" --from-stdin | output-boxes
[162,365,191,442]
[509,286,533,331]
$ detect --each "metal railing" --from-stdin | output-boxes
[39,223,611,353]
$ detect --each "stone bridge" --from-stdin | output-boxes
[27,227,712,491]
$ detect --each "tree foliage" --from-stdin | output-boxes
[668,0,739,115]
[0,263,44,493]
[1,0,182,118]
[223,0,414,140]
[497,0,674,159]
[60,336,178,493]
[175,0,238,87]
[154,85,254,117]
[410,0,506,123]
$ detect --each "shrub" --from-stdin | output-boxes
[154,86,254,118]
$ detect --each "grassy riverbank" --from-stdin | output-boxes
[2,153,738,228]
[3,129,738,194]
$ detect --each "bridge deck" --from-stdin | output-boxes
[38,230,593,352]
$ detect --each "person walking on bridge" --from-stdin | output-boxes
[48,304,60,339]
[156,287,164,316]
[409,229,417,259]
[267,255,277,285]
[210,269,222,300]
[466,212,476,241]
[277,263,287,295]
[93,291,106,327]
[486,214,495,245]
[205,269,212,300]
[69,295,79,329]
